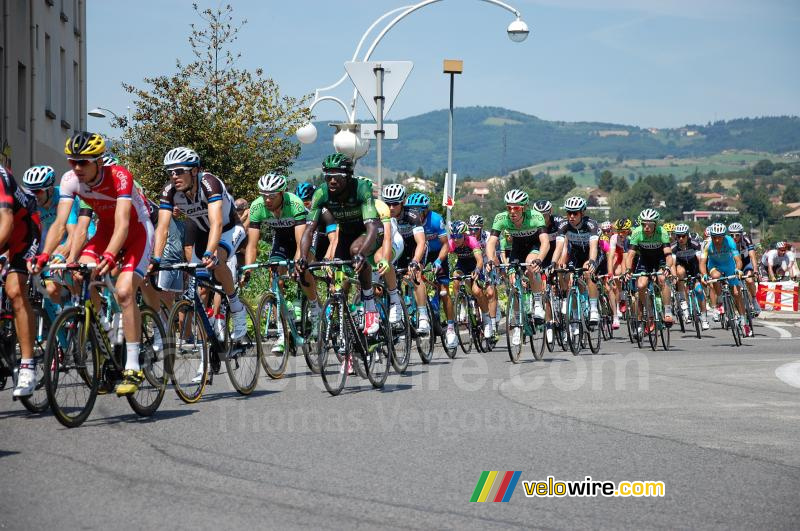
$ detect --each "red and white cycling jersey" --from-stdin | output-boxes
[59,165,151,229]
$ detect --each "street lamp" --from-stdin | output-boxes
[88,106,132,150]
[443,59,463,234]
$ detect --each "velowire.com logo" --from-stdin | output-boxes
[470,471,522,502]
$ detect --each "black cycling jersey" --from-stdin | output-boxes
[733,234,755,265]
[558,216,599,258]
[159,171,239,234]
[671,239,702,265]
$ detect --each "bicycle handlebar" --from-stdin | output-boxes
[43,263,117,294]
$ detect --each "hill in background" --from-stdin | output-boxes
[293,106,800,178]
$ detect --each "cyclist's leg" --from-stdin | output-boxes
[582,259,599,321]
[657,270,673,323]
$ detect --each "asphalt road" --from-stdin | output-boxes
[2,318,800,530]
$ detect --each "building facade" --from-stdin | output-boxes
[1,0,86,175]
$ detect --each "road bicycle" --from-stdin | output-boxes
[554,265,601,356]
[397,267,436,364]
[707,274,745,347]
[42,263,166,428]
[160,262,262,402]
[629,271,671,351]
[451,273,488,354]
[497,261,547,362]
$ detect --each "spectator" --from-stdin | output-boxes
[235,198,250,231]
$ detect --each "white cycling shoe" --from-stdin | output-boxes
[446,327,458,349]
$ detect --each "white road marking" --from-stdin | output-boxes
[775,361,800,389]
[763,324,793,339]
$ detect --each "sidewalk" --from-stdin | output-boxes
[757,310,800,322]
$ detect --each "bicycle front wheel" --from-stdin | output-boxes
[225,300,262,395]
[257,293,290,378]
[320,298,348,396]
[164,299,208,403]
[724,294,742,347]
[454,290,473,355]
[127,304,167,416]
[390,296,411,374]
[505,288,523,363]
[44,307,99,428]
[644,295,658,351]
[365,299,391,388]
[566,291,583,356]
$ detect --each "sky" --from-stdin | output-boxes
[86,0,800,138]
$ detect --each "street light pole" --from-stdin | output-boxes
[374,65,385,190]
[443,60,463,235]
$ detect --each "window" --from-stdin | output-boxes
[60,0,69,22]
[18,63,27,131]
[45,34,53,114]
[73,61,80,130]
[73,0,81,35]
[60,48,67,124]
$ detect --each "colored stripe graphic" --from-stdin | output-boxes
[471,471,522,502]
[500,471,522,502]
[477,471,498,502]
[470,471,490,502]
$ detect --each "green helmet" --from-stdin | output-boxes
[322,153,353,173]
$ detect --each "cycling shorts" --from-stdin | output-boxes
[190,224,246,282]
[634,256,666,274]
[81,221,153,278]
[509,238,539,263]
[710,260,740,287]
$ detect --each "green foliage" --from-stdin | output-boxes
[782,184,800,203]
[597,170,614,192]
[753,159,775,176]
[117,3,310,202]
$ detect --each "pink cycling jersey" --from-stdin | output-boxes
[449,234,481,254]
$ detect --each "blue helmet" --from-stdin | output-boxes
[405,192,430,208]
[23,165,56,190]
[451,221,468,235]
[295,182,316,201]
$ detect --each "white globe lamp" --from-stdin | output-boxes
[296,122,318,144]
[507,18,529,42]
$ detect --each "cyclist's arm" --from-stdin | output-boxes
[245,226,260,265]
[624,249,636,272]
[379,220,392,263]
[486,234,498,264]
[205,200,223,256]
[699,255,708,277]
[0,207,11,249]
[67,214,92,263]
[293,223,307,261]
[589,238,598,264]
[40,200,75,257]
[357,217,379,257]
[734,253,742,272]
[537,232,550,262]
[152,208,173,260]
[412,231,426,263]
[436,234,448,262]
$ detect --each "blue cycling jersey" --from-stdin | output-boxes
[703,235,739,264]
[421,210,447,254]
[37,185,88,246]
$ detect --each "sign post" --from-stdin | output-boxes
[443,59,463,235]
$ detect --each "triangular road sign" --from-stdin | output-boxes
[345,61,413,122]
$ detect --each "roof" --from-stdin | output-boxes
[785,207,800,218]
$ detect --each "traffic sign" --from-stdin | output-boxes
[442,173,457,209]
[360,123,398,140]
[344,61,413,122]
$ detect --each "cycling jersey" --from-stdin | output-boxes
[760,249,790,271]
[0,165,40,273]
[35,186,87,247]
[449,235,482,272]
[539,215,565,265]
[59,165,153,277]
[307,177,378,260]
[159,172,239,234]
[628,226,670,273]
[731,234,755,269]
[671,239,702,276]
[491,210,546,262]
[394,208,425,268]
[66,197,97,241]
[703,236,740,285]
[375,199,404,262]
[558,216,598,266]
[249,192,306,240]
[420,210,447,255]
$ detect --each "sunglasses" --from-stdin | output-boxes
[261,192,281,200]
[384,201,403,207]
[324,172,349,180]
[166,168,191,176]
[677,233,688,238]
[506,205,524,212]
[566,211,581,217]
[67,157,100,167]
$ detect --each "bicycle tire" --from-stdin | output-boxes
[257,292,290,378]
[416,299,435,364]
[566,290,583,356]
[127,304,167,416]
[365,299,391,388]
[20,307,50,413]
[44,307,99,428]
[454,290,473,355]
[320,298,348,396]
[675,297,686,334]
[689,292,702,339]
[390,295,411,374]
[224,300,262,395]
[645,294,658,352]
[586,304,602,355]
[164,299,208,403]
[659,316,671,351]
[724,294,742,347]
[505,287,523,363]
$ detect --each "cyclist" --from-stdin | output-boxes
[557,196,600,325]
[449,220,491,338]
[152,146,248,347]
[663,222,677,245]
[486,189,549,346]
[467,214,501,335]
[728,222,760,315]
[532,200,566,340]
[671,223,709,330]
[295,181,336,262]
[405,192,457,349]
[372,189,405,324]
[1,164,40,398]
[31,132,153,396]
[760,241,791,282]
[700,223,747,335]
[624,208,676,332]
[607,217,632,329]
[297,154,382,335]
[467,214,488,247]
[244,173,323,352]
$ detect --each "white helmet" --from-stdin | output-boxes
[674,223,690,235]
[22,165,55,190]
[638,208,660,222]
[563,196,587,212]
[163,147,200,167]
[504,189,529,205]
[708,222,727,236]
[381,183,406,203]
[258,173,287,194]
[600,221,612,231]
[533,200,552,213]
[468,214,484,227]
[728,222,744,233]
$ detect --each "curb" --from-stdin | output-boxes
[756,311,800,322]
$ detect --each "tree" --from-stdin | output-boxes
[711,181,725,193]
[553,175,577,199]
[597,170,614,192]
[753,159,775,176]
[782,184,800,203]
[614,176,629,192]
[568,160,586,172]
[119,4,310,201]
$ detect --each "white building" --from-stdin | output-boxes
[1,0,87,174]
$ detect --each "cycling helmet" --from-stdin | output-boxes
[776,241,788,250]
[674,223,690,235]
[451,221,468,235]
[295,182,316,201]
[22,165,55,190]
[614,218,633,231]
[381,183,406,203]
[600,221,612,231]
[638,208,660,222]
[65,132,105,156]
[467,214,484,227]
[708,222,727,236]
[163,147,200,167]
[663,222,676,232]
[102,154,120,166]
[322,153,353,173]
[690,232,701,240]
[504,189,529,206]
[728,222,744,234]
[405,192,430,208]
[258,173,288,194]
[533,199,552,213]
[563,196,587,212]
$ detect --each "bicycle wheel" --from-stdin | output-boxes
[320,298,348,396]
[644,295,658,352]
[689,292,702,339]
[742,287,755,337]
[127,304,167,416]
[598,293,613,341]
[585,302,602,355]
[505,287,523,363]
[416,300,435,364]
[257,293,290,378]
[164,299,208,403]
[365,299,391,388]
[44,307,99,428]
[20,307,50,413]
[724,294,742,347]
[454,290,473,355]
[390,296,411,374]
[675,297,686,334]
[224,300,262,395]
[566,290,583,356]
[659,313,671,351]
[298,295,313,361]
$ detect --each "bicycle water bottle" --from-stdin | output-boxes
[355,302,365,328]
[655,293,664,315]
[112,313,123,345]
